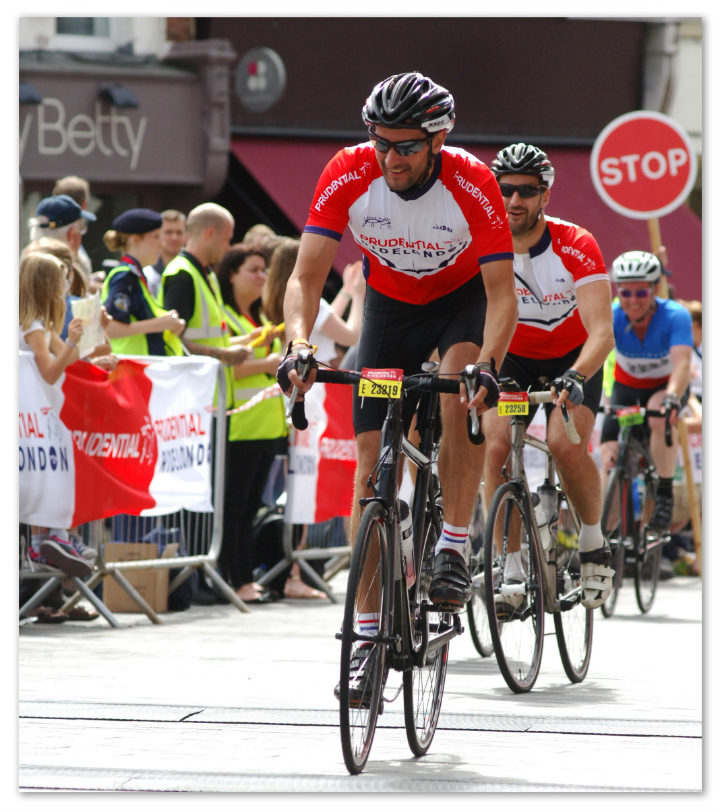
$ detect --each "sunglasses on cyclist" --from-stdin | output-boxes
[368,130,433,157]
[618,288,652,299]
[498,183,547,198]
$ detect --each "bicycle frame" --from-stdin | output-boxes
[611,412,662,552]
[501,398,582,613]
[363,376,461,672]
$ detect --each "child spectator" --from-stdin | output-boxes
[19,251,95,577]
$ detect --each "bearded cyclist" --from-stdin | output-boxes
[600,251,693,536]
[278,71,517,639]
[482,142,616,612]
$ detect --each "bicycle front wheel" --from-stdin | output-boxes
[635,476,662,614]
[484,482,544,693]
[403,509,450,756]
[466,488,494,657]
[339,501,390,775]
[554,492,593,682]
[600,469,630,619]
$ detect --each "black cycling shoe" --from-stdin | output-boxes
[334,646,377,709]
[647,492,673,536]
[428,549,471,611]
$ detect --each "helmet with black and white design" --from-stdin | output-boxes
[362,72,455,134]
[491,142,555,188]
[611,251,662,284]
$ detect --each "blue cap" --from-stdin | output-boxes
[111,208,163,235]
[36,194,97,229]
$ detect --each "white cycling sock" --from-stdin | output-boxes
[579,521,604,553]
[357,612,380,639]
[435,522,469,559]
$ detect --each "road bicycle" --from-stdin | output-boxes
[483,381,592,694]
[599,405,671,616]
[287,352,481,774]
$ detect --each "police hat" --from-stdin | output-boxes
[111,208,163,235]
[36,194,97,229]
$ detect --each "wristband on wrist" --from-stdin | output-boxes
[65,338,77,349]
[339,290,352,299]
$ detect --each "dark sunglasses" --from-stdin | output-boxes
[618,288,652,299]
[498,182,546,198]
[369,130,432,157]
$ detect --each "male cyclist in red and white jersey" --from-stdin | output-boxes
[482,143,616,612]
[278,73,518,635]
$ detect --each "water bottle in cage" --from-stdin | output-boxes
[398,500,416,587]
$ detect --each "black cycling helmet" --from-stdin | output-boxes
[491,142,555,188]
[362,72,455,134]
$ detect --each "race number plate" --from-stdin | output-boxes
[616,405,644,427]
[497,391,529,416]
[358,368,403,399]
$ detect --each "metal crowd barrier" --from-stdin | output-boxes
[19,358,250,626]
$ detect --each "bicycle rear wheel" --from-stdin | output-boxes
[339,501,389,774]
[403,511,450,756]
[600,469,630,618]
[635,476,662,614]
[554,493,593,682]
[466,488,494,657]
[484,482,544,693]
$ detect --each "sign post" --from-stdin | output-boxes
[591,110,701,567]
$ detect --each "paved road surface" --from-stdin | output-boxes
[18,572,703,794]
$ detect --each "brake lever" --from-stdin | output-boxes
[285,349,313,419]
[462,364,484,445]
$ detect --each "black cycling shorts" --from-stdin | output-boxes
[353,274,487,434]
[498,347,603,425]
[600,381,689,443]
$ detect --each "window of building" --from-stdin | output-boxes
[55,17,115,51]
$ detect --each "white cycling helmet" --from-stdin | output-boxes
[611,250,662,284]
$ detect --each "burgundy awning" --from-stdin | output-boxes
[231,137,701,300]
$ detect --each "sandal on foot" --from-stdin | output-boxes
[284,577,325,600]
[580,544,615,609]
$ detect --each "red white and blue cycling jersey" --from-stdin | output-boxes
[612,297,693,389]
[508,217,608,359]
[304,143,513,305]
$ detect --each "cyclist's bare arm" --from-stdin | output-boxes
[283,232,339,392]
[666,344,692,399]
[554,278,614,407]
[465,257,517,411]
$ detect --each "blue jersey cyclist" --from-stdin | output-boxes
[600,251,693,535]
[277,73,518,697]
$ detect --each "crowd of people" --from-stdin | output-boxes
[19,178,366,618]
[20,74,702,628]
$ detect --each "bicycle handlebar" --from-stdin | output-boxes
[284,354,483,440]
[525,390,581,444]
[598,404,673,447]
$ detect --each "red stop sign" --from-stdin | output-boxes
[590,111,697,220]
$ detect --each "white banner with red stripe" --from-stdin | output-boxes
[284,380,357,524]
[19,353,218,528]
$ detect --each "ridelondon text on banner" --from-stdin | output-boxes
[19,353,218,528]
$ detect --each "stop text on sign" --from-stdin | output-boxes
[599,149,689,185]
[590,110,697,220]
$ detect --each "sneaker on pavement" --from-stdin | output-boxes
[647,492,673,537]
[494,578,527,620]
[579,542,615,609]
[40,536,93,578]
[334,645,377,709]
[69,533,97,561]
[428,549,471,611]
